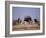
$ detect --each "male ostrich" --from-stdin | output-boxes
[34,19,40,26]
[24,16,32,24]
[34,19,38,23]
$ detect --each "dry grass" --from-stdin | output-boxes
[12,22,40,31]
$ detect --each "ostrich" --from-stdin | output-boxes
[24,16,32,24]
[34,19,40,25]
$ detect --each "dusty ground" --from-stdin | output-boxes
[12,22,40,31]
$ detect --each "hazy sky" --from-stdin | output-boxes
[12,7,40,21]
